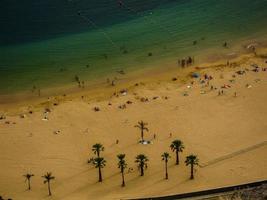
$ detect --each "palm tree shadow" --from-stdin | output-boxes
[57,180,98,200]
[18,188,31,195]
[153,177,169,185]
[59,166,94,184]
[122,174,142,185]
[161,178,192,194]
[43,194,56,199]
[57,169,121,199]
[103,171,121,180]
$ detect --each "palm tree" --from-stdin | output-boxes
[117,154,127,187]
[23,173,34,190]
[170,139,185,165]
[134,121,149,141]
[93,157,106,182]
[185,154,199,179]
[135,154,149,176]
[92,143,104,157]
[42,172,55,196]
[161,152,170,179]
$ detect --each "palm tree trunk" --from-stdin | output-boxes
[28,179,31,190]
[48,181,52,196]
[97,151,100,157]
[165,161,168,180]
[176,151,179,165]
[121,170,125,187]
[98,166,102,182]
[140,166,144,176]
[141,129,144,141]
[190,164,194,179]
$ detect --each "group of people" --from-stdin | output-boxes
[178,56,194,68]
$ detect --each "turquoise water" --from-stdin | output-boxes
[1,0,267,95]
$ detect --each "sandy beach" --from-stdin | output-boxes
[0,47,267,199]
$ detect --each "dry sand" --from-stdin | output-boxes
[0,50,267,200]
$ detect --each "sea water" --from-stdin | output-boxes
[0,0,267,95]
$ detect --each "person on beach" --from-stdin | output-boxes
[187,56,193,65]
[178,59,181,66]
[181,59,186,67]
[251,46,257,56]
[234,92,237,97]
[32,85,36,93]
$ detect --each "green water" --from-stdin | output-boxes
[1,0,267,95]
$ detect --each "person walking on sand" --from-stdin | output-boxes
[234,92,237,97]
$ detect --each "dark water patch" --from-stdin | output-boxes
[0,0,177,46]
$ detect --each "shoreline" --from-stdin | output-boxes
[0,40,267,111]
[1,42,266,114]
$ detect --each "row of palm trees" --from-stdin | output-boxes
[22,121,199,196]
[23,143,198,195]
[89,141,199,187]
[23,172,55,196]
